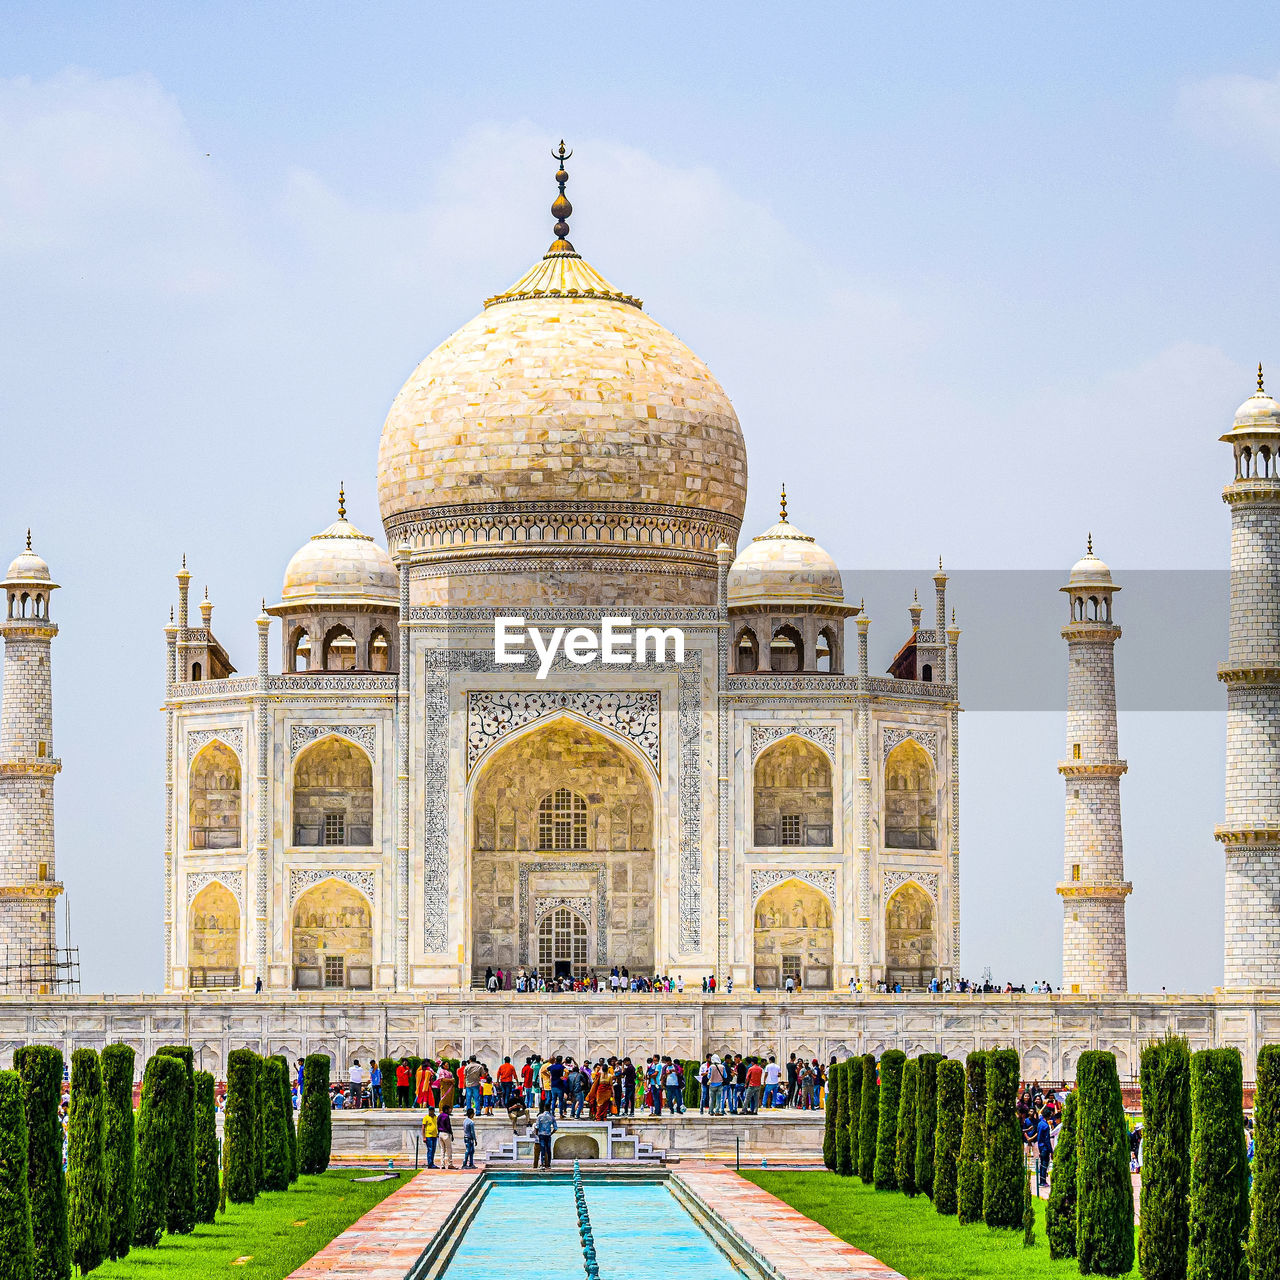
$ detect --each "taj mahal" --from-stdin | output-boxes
[4,147,1280,1081]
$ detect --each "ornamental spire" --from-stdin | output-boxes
[548,140,575,256]
[1261,362,1267,395]
[1087,531,1094,556]
[779,483,788,522]
[25,529,31,552]
[338,482,346,521]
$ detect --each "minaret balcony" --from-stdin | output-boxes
[0,880,64,899]
[0,757,62,777]
[1215,824,1280,845]
[1218,664,1280,686]
[1055,880,1132,899]
[1057,760,1127,777]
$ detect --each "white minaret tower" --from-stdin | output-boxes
[1057,537,1131,994]
[1217,367,1280,989]
[0,533,62,993]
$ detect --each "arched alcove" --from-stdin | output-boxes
[752,879,833,990]
[884,738,937,849]
[735,627,759,672]
[189,882,240,988]
[770,623,804,673]
[291,879,373,990]
[322,626,357,671]
[885,881,936,988]
[189,740,241,849]
[292,737,374,847]
[752,735,833,847]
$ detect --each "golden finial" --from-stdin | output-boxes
[203,585,208,600]
[952,607,956,624]
[25,529,31,552]
[261,597,266,613]
[913,589,918,602]
[338,482,346,521]
[169,606,174,623]
[181,553,186,570]
[1260,363,1267,395]
[549,140,574,254]
[779,483,788,522]
[938,556,943,571]
[1087,532,1093,556]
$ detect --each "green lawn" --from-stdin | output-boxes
[93,1170,404,1279]
[743,1171,1139,1280]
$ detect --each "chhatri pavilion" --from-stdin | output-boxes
[162,147,960,995]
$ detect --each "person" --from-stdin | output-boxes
[496,1056,516,1107]
[421,1107,438,1168]
[464,1056,483,1114]
[568,1059,587,1118]
[462,1107,477,1168]
[296,1059,306,1095]
[481,1070,495,1115]
[538,1055,553,1106]
[594,1059,616,1120]
[784,973,795,995]
[437,1106,455,1168]
[621,1057,636,1117]
[763,1056,782,1108]
[664,1057,684,1115]
[396,1060,411,1107]
[698,1055,711,1113]
[255,976,263,994]
[533,1102,557,1168]
[349,1059,365,1109]
[549,1054,566,1116]
[415,1061,428,1107]
[521,1057,535,1109]
[731,1055,746,1114]
[708,1056,726,1115]
[370,1060,382,1108]
[332,1088,346,1109]
[1035,1110,1053,1190]
[744,1058,763,1114]
[786,1053,798,1107]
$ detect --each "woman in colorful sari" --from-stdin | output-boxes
[437,1061,456,1109]
[415,1062,428,1107]
[592,1060,615,1120]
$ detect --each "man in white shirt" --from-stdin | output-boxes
[763,1057,782,1108]
[349,1059,365,1109]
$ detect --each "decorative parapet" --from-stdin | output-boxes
[1057,761,1128,777]
[1219,664,1280,686]
[1056,881,1133,899]
[1215,825,1280,846]
[0,759,61,776]
[0,881,63,899]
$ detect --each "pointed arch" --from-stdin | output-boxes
[752,878,833,990]
[292,735,374,847]
[290,876,373,990]
[188,880,240,988]
[753,734,833,847]
[885,880,936,988]
[322,624,357,671]
[769,623,804,673]
[884,738,937,849]
[734,626,760,673]
[189,739,241,849]
[290,626,312,672]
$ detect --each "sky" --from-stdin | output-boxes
[1,1,1278,992]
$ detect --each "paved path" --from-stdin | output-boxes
[672,1162,905,1280]
[285,1168,480,1278]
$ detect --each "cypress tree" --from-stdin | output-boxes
[857,1054,878,1181]
[377,1059,395,1109]
[956,1050,988,1224]
[845,1057,863,1180]
[154,1046,195,1236]
[132,1053,182,1247]
[261,1059,292,1192]
[100,1045,134,1262]
[915,1053,943,1199]
[1139,1035,1191,1280]
[252,1056,265,1196]
[67,1049,107,1275]
[982,1048,1023,1229]
[14,1046,69,1280]
[1076,1050,1136,1276]
[297,1055,332,1175]
[1253,1043,1280,1280]
[193,1072,218,1224]
[823,1060,839,1170]
[268,1056,297,1184]
[1046,1088,1079,1258]
[0,1069,35,1280]
[836,1062,855,1176]
[895,1058,919,1196]
[873,1049,905,1191]
[933,1059,964,1215]
[224,1050,257,1204]
[1187,1046,1248,1280]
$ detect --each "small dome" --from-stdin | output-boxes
[1065,537,1115,591]
[1232,365,1280,430]
[3,534,54,586]
[280,511,397,606]
[728,497,844,607]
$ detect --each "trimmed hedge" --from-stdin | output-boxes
[1140,1035,1191,1280]
[100,1045,135,1261]
[253,1056,265,1195]
[378,1058,397,1108]
[956,1050,988,1225]
[913,1053,942,1200]
[155,1046,195,1236]
[982,1048,1023,1230]
[68,1049,107,1275]
[873,1050,905,1191]
[894,1058,919,1196]
[298,1054,332,1175]
[823,1061,839,1170]
[14,1045,69,1280]
[261,1058,292,1192]
[1046,1088,1079,1258]
[1254,1043,1280,1280]
[223,1049,258,1205]
[684,1061,701,1112]
[1188,1046,1249,1280]
[268,1055,297,1183]
[845,1057,863,1180]
[0,1069,35,1280]
[933,1058,964,1215]
[836,1062,855,1176]
[193,1072,218,1224]
[132,1053,183,1247]
[1076,1050,1136,1276]
[857,1054,878,1182]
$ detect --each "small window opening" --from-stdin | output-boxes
[779,814,802,846]
[324,955,344,989]
[323,812,346,846]
[38,862,47,880]
[921,663,933,682]
[191,662,202,681]
[1072,864,1081,882]
[1073,743,1081,760]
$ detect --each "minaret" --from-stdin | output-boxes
[1217,367,1280,988]
[0,534,63,993]
[1057,537,1131,994]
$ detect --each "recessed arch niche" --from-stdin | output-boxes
[752,735,833,847]
[189,740,241,849]
[884,881,937,988]
[291,878,373,990]
[188,881,240,988]
[752,878,833,990]
[884,738,937,849]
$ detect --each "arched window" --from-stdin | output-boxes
[322,626,357,671]
[369,629,391,672]
[292,736,374,846]
[188,881,240,988]
[884,738,937,849]
[735,628,759,673]
[189,740,241,849]
[191,662,202,681]
[770,624,804,673]
[538,788,588,850]
[921,663,933,682]
[816,626,837,673]
[291,879,373,990]
[34,595,44,618]
[19,593,29,618]
[752,880,834,990]
[291,629,311,672]
[537,906,588,975]
[753,736,833,847]
[885,881,936,988]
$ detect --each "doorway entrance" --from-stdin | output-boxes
[538,906,588,980]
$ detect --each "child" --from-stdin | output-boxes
[481,1071,495,1115]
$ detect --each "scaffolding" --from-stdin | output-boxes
[0,944,80,995]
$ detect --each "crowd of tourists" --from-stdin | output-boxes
[484,966,734,994]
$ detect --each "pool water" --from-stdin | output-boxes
[441,1180,745,1279]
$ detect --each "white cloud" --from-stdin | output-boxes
[1181,67,1280,162]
